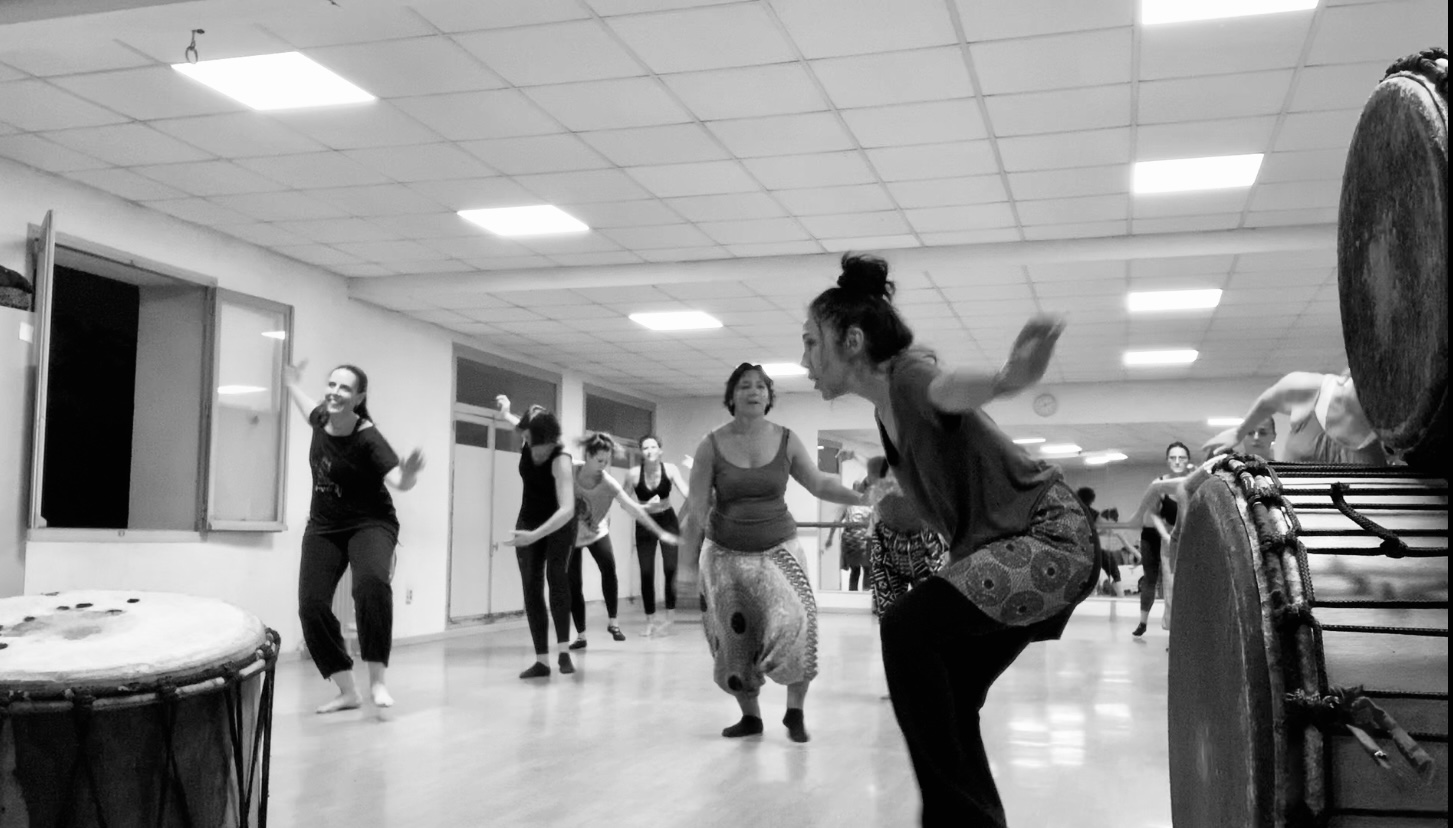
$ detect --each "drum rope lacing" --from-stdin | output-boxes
[1215,456,1445,827]
[1329,482,1414,558]
[0,627,281,827]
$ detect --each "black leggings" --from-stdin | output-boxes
[1139,527,1162,613]
[845,565,863,591]
[298,525,396,679]
[569,535,619,632]
[636,508,680,614]
[881,578,1034,828]
[517,524,574,655]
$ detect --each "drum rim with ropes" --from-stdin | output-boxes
[1338,47,1449,466]
[1169,455,1447,827]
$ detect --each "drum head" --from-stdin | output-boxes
[0,590,266,694]
[1169,476,1278,828]
[1338,68,1448,464]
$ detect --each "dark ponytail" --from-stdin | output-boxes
[807,253,915,363]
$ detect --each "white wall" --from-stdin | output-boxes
[0,157,647,650]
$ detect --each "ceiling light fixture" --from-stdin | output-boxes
[458,205,589,237]
[218,385,267,395]
[1124,349,1199,366]
[1012,437,1046,445]
[1133,154,1263,194]
[761,363,808,377]
[1128,289,1223,312]
[1206,417,1243,427]
[1039,443,1082,456]
[628,311,723,331]
[1142,0,1318,25]
[173,52,374,110]
[260,330,287,340]
[1084,451,1129,466]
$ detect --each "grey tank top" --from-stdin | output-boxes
[707,427,797,550]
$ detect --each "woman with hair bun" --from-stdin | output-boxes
[566,431,680,649]
[802,253,1099,827]
[626,434,691,637]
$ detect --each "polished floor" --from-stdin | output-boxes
[266,599,1171,828]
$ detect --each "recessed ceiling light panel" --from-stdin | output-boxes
[458,205,589,237]
[1128,289,1223,312]
[1143,0,1318,25]
[173,52,374,110]
[628,311,723,331]
[1133,154,1263,194]
[1124,349,1199,366]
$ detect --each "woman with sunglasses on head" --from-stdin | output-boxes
[677,362,864,744]
[284,360,424,713]
[567,431,679,650]
[801,253,1099,827]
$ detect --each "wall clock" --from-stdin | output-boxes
[1033,393,1058,417]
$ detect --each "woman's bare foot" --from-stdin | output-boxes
[316,693,362,714]
[371,683,394,708]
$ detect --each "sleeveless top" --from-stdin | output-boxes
[634,463,673,503]
[574,466,618,546]
[707,427,797,550]
[1284,375,1388,465]
[518,444,568,530]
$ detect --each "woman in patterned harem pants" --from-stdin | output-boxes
[679,362,865,744]
[865,455,947,616]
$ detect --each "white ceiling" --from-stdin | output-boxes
[0,0,1443,424]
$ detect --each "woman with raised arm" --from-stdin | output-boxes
[495,395,577,679]
[567,432,680,649]
[677,363,864,744]
[801,253,1100,827]
[283,360,424,713]
[626,435,691,637]
[1127,441,1191,637]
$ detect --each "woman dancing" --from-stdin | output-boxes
[677,363,863,743]
[1128,442,1191,637]
[802,253,1099,826]
[825,481,873,591]
[285,361,424,713]
[626,435,691,637]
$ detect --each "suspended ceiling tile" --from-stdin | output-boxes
[343,143,496,182]
[663,192,786,222]
[272,244,364,268]
[2,36,153,76]
[772,0,956,58]
[1023,220,1128,240]
[743,151,878,189]
[0,79,130,131]
[626,160,760,198]
[66,167,188,201]
[236,152,391,189]
[54,66,245,121]
[310,36,507,98]
[48,123,213,166]
[1018,194,1128,225]
[288,218,403,245]
[972,28,1133,95]
[150,113,328,158]
[1136,116,1276,159]
[661,63,830,120]
[1290,61,1389,112]
[707,112,857,158]
[1243,207,1339,227]
[251,5,435,48]
[809,47,973,109]
[886,175,1008,208]
[605,4,798,73]
[393,90,564,141]
[1274,109,1362,152]
[0,134,108,173]
[1249,179,1342,211]
[1130,190,1250,219]
[209,191,351,222]
[597,223,716,249]
[696,217,812,245]
[554,199,685,229]
[267,103,448,150]
[840,99,987,148]
[454,20,645,87]
[997,128,1130,173]
[514,168,653,203]
[1137,70,1294,124]
[818,234,921,252]
[954,0,1132,41]
[1256,148,1347,183]
[903,202,1017,233]
[411,0,591,31]
[580,123,730,167]
[797,211,912,238]
[1307,0,1448,65]
[866,141,999,181]
[525,77,694,131]
[460,134,611,176]
[726,240,825,257]
[212,222,311,248]
[1235,249,1336,271]
[1007,165,1128,201]
[310,183,447,217]
[145,197,258,226]
[368,212,484,240]
[133,160,286,196]
[918,228,1021,246]
[1132,213,1242,234]
[984,84,1132,136]
[772,184,895,216]
[1139,12,1313,80]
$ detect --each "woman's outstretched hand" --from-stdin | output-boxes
[283,359,307,387]
[998,316,1066,394]
[400,449,426,475]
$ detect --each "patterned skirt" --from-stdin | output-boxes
[700,538,817,698]
[868,522,948,617]
[936,480,1099,626]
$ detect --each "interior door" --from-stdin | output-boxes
[489,424,525,614]
[448,412,495,621]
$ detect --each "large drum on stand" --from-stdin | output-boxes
[1338,48,1448,468]
[0,591,279,827]
[1169,458,1447,827]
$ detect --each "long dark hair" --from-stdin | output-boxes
[518,405,561,445]
[313,364,372,425]
[807,253,916,364]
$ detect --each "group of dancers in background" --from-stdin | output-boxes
[272,250,1394,827]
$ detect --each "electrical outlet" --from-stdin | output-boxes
[405,588,413,604]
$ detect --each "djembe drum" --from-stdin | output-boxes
[1339,47,1448,469]
[1169,458,1446,827]
[0,591,279,827]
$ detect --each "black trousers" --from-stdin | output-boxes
[635,508,680,614]
[1139,527,1162,613]
[569,535,619,632]
[298,525,396,679]
[881,577,1034,828]
[518,524,574,655]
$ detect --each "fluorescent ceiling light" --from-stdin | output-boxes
[1128,289,1223,312]
[218,385,267,395]
[261,330,287,340]
[1085,451,1129,466]
[1124,349,1198,366]
[458,205,589,237]
[1133,154,1263,194]
[173,52,374,111]
[1207,417,1243,427]
[628,311,722,331]
[1143,0,1318,25]
[761,363,808,377]
[1040,443,1082,455]
[1012,437,1046,445]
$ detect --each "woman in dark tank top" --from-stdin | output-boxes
[677,363,863,744]
[496,396,578,680]
[626,434,691,637]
